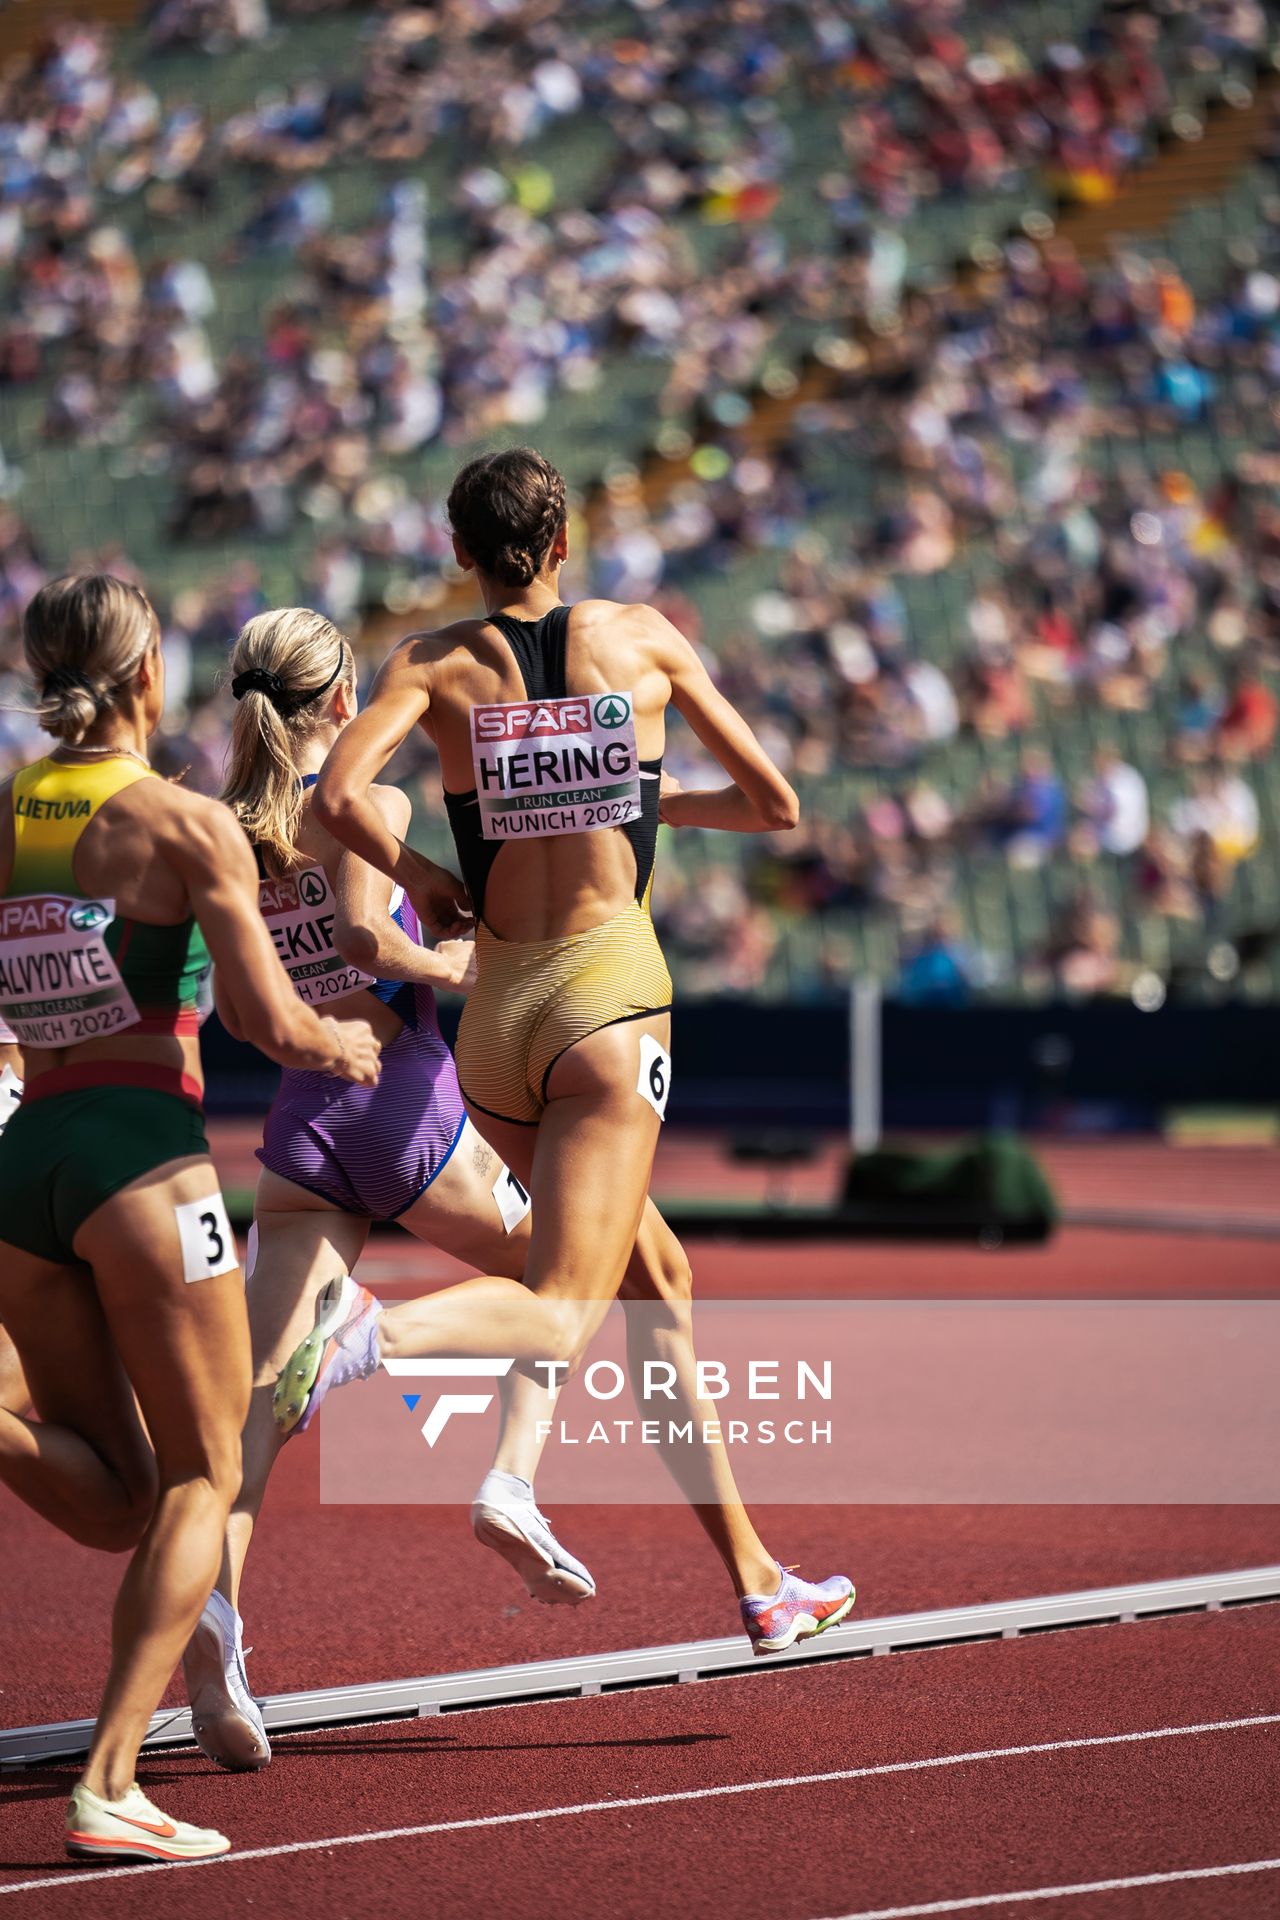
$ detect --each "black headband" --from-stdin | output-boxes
[232,641,346,718]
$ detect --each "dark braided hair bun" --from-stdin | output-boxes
[446,447,567,588]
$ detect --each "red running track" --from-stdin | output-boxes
[207,1125,1280,1227]
[5,1444,1279,1727]
[3,1229,1278,1725]
[1,1607,1278,1919]
[351,1227,1280,1298]
[1,1224,1278,1915]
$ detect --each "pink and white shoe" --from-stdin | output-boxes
[273,1274,382,1435]
[740,1564,855,1655]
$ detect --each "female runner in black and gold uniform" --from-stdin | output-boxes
[283,448,854,1655]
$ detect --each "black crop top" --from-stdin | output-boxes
[442,604,662,925]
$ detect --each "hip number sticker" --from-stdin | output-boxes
[637,1033,672,1121]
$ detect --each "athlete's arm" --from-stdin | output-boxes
[211,967,245,1042]
[332,785,475,990]
[655,618,800,833]
[168,796,381,1085]
[313,645,471,936]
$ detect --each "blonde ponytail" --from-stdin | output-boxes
[24,574,157,744]
[221,608,353,875]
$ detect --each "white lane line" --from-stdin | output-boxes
[820,1856,1280,1918]
[2,1712,1276,1897]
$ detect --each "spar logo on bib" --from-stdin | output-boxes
[0,897,75,937]
[470,690,643,842]
[0,891,139,1046]
[259,866,376,1007]
[473,700,592,742]
[69,901,109,933]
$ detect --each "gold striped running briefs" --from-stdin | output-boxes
[456,899,672,1126]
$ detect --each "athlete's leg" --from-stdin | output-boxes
[181,1169,369,1771]
[620,1205,777,1596]
[0,1323,29,1414]
[377,1019,664,1358]
[278,1016,851,1636]
[393,1119,529,1280]
[394,1116,593,1604]
[0,1251,157,1553]
[71,1156,251,1803]
[223,1169,370,1608]
[190,1124,531,1760]
[388,1118,546,1479]
[282,1018,670,1427]
[615,1203,853,1646]
[460,1116,777,1596]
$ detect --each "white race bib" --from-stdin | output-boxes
[637,1033,672,1120]
[470,691,642,842]
[0,1063,22,1136]
[175,1192,238,1284]
[259,867,376,1007]
[0,894,139,1047]
[492,1163,532,1233]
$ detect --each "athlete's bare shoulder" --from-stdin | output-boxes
[146,781,255,877]
[568,598,687,669]
[571,598,679,639]
[569,597,649,628]
[395,616,500,677]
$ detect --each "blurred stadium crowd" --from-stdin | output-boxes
[0,0,1277,1000]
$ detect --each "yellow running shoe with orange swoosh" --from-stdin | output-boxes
[65,1783,230,1862]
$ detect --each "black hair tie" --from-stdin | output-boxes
[232,667,289,706]
[232,641,345,717]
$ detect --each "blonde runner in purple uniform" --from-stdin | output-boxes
[182,608,597,1773]
[281,449,855,1657]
